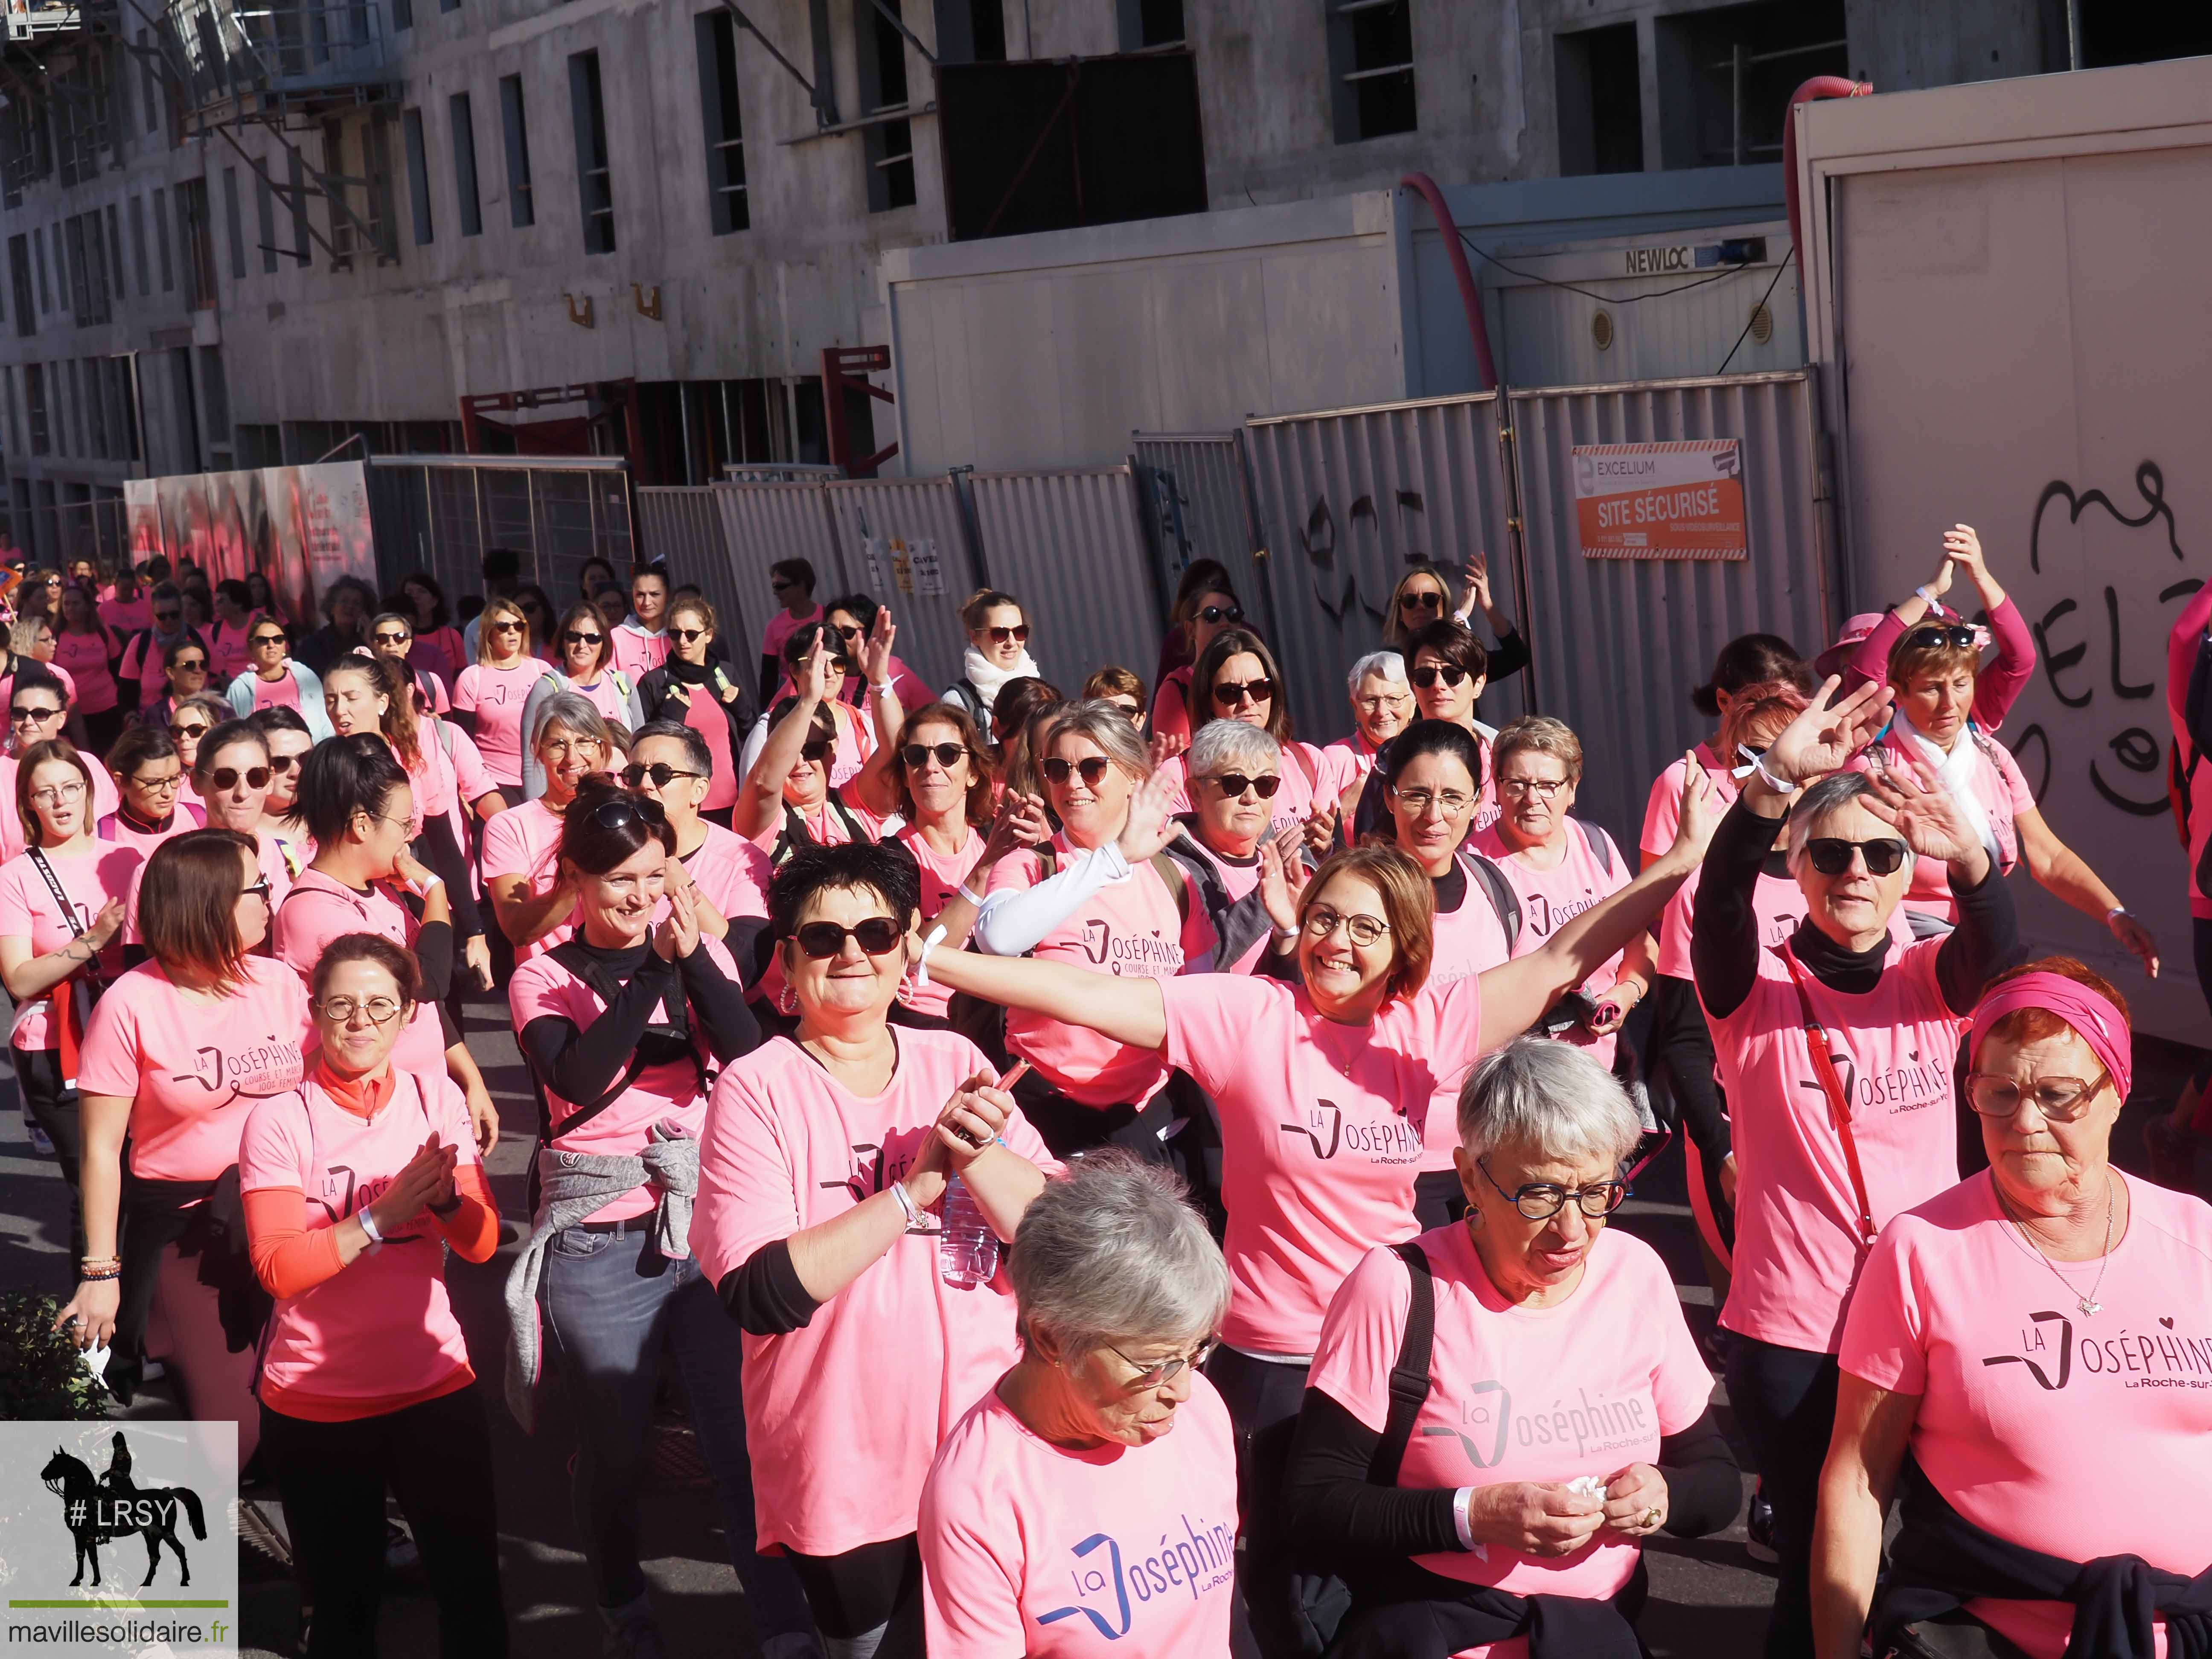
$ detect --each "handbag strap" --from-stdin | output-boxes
[28,847,89,942]
[1778,944,1878,1249]
[1371,1240,1437,1487]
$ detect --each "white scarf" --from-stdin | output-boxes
[1895,713,2001,863]
[960,643,1040,708]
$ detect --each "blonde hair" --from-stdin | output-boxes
[476,596,531,664]
[1492,715,1583,785]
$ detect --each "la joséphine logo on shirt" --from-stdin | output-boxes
[1036,1511,1235,1639]
[1278,1099,1422,1164]
[1982,1311,2212,1392]
[1419,1381,1654,1470]
[1075,920,1182,977]
[170,1039,303,1102]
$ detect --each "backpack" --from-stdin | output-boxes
[1460,850,1524,953]
[945,677,991,732]
[535,941,711,1141]
[768,790,876,869]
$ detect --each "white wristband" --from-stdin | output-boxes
[1749,754,1796,796]
[1453,1486,1476,1550]
[913,923,946,987]
[888,1179,929,1234]
[956,883,986,906]
[356,1206,383,1244]
[408,872,444,899]
[1914,586,1949,616]
[870,680,893,693]
[2107,906,2129,923]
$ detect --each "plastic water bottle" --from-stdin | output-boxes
[939,1175,999,1288]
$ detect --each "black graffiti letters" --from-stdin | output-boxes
[2029,462,2181,576]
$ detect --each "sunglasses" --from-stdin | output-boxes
[832,623,864,643]
[251,632,287,646]
[563,629,604,647]
[901,742,969,771]
[621,761,704,789]
[267,754,298,773]
[1204,772,1281,800]
[1195,604,1242,625]
[370,630,410,646]
[792,916,904,958]
[1399,589,1445,611]
[169,723,210,741]
[800,737,833,763]
[588,796,668,832]
[1805,836,1910,876]
[1213,677,1274,708]
[1411,664,1467,689]
[241,876,273,902]
[207,766,272,791]
[672,627,709,645]
[10,705,60,722]
[1042,755,1113,789]
[171,658,208,672]
[985,624,1030,644]
[153,610,180,624]
[1904,625,1978,651]
[489,620,523,634]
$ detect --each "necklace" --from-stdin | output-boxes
[1997,1170,2115,1316]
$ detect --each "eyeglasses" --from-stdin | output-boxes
[489,621,523,635]
[588,796,668,833]
[672,627,709,645]
[169,723,210,742]
[130,771,182,793]
[901,742,969,771]
[815,654,856,675]
[1101,1338,1217,1389]
[1395,786,1473,815]
[171,658,208,673]
[1203,772,1280,800]
[1399,589,1445,612]
[370,631,410,646]
[207,766,272,792]
[799,738,833,763]
[1411,664,1468,689]
[1805,836,1909,877]
[316,994,405,1025]
[29,780,84,806]
[985,624,1031,645]
[562,630,604,647]
[1195,604,1242,626]
[1497,777,1566,801]
[1478,1155,1631,1221]
[1303,906,1391,947]
[267,754,299,774]
[1966,1071,2110,1123]
[1904,625,1979,651]
[792,916,905,958]
[251,632,287,647]
[621,761,704,789]
[241,877,273,903]
[1213,678,1275,708]
[10,704,60,723]
[1042,755,1113,789]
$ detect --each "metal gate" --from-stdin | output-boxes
[1132,431,1270,641]
[366,455,634,607]
[822,476,983,693]
[635,485,757,666]
[711,481,841,672]
[1242,393,1525,742]
[1505,369,1836,844]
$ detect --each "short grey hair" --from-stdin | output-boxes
[530,690,615,755]
[1787,771,1876,876]
[1348,650,1407,693]
[1187,717,1280,779]
[1044,697,1152,781]
[1456,1036,1641,1168]
[1006,1153,1230,1356]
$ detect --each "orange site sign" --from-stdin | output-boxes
[1572,439,1748,561]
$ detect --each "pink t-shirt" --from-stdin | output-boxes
[1148,665,1195,744]
[434,717,501,809]
[689,1028,1056,1557]
[1317,733,1382,808]
[610,623,670,682]
[0,759,121,863]
[895,823,987,1019]
[761,602,823,665]
[1471,819,1631,1068]
[1711,938,1964,1353]
[1160,740,1332,840]
[274,871,448,1077]
[122,825,293,946]
[1852,727,2032,924]
[209,620,256,685]
[683,820,774,924]
[508,934,739,1223]
[94,807,206,890]
[239,1069,483,1407]
[409,627,466,686]
[454,660,554,787]
[1842,1172,2212,1659]
[987,839,1211,1108]
[101,591,152,635]
[1417,862,1516,1172]
[51,628,119,715]
[0,845,131,1049]
[1310,1224,1713,1639]
[2167,582,2212,920]
[244,668,302,715]
[920,1378,1239,1659]
[1161,973,1480,1355]
[481,798,575,961]
[77,955,312,1181]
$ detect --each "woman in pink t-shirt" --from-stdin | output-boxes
[1285,1039,1739,1657]
[519,602,646,800]
[690,839,1054,1654]
[1149,718,1292,980]
[248,706,317,878]
[97,724,204,874]
[1691,678,2020,1659]
[52,584,124,754]
[1157,629,1329,838]
[824,594,936,714]
[502,779,814,1653]
[1377,720,1520,1225]
[633,595,753,823]
[55,829,310,1451]
[137,636,215,736]
[1346,619,1505,848]
[396,572,468,687]
[367,611,451,715]
[239,933,505,1656]
[733,643,893,871]
[483,694,617,971]
[1147,582,1240,748]
[1816,960,2212,1659]
[931,800,1714,1657]
[920,1157,1239,1659]
[452,596,555,791]
[0,739,131,1258]
[1318,651,1417,830]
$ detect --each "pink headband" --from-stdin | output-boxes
[1968,973,2132,1103]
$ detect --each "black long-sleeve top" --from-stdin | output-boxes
[517,937,759,1109]
[1284,1391,1740,1559]
[1690,796,2020,1022]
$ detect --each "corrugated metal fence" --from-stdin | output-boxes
[823,476,983,692]
[1132,431,1270,640]
[367,456,634,607]
[966,466,1165,693]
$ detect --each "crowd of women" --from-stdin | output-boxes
[15,521,2210,1659]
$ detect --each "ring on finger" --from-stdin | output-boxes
[1641,1507,1663,1530]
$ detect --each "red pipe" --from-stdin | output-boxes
[1400,172,1498,391]
[1783,76,1872,275]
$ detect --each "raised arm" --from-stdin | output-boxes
[734,646,833,841]
[923,945,1170,1051]
[850,608,907,820]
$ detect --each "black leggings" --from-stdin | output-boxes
[14,1045,84,1259]
[1205,1343,1319,1659]
[786,1533,922,1653]
[260,1384,507,1659]
[1724,1336,1839,1659]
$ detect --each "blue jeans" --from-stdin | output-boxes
[539,1216,813,1640]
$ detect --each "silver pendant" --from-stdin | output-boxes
[2078,1297,2101,1316]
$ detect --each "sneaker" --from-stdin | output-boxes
[26,1122,53,1155]
[384,1518,419,1575]
[600,1593,665,1659]
[1745,1482,1778,1564]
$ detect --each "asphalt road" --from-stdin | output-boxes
[0,992,2199,1657]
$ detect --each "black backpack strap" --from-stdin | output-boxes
[537,941,700,1138]
[1462,851,1522,954]
[1370,1240,1437,1487]
[1575,817,1616,877]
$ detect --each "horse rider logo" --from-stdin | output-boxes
[40,1431,208,1587]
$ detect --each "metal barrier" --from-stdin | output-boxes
[1505,369,1836,843]
[366,455,634,610]
[822,476,982,693]
[634,485,755,669]
[1243,393,1526,741]
[711,480,841,673]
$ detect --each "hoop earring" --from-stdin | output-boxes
[778,984,798,1016]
